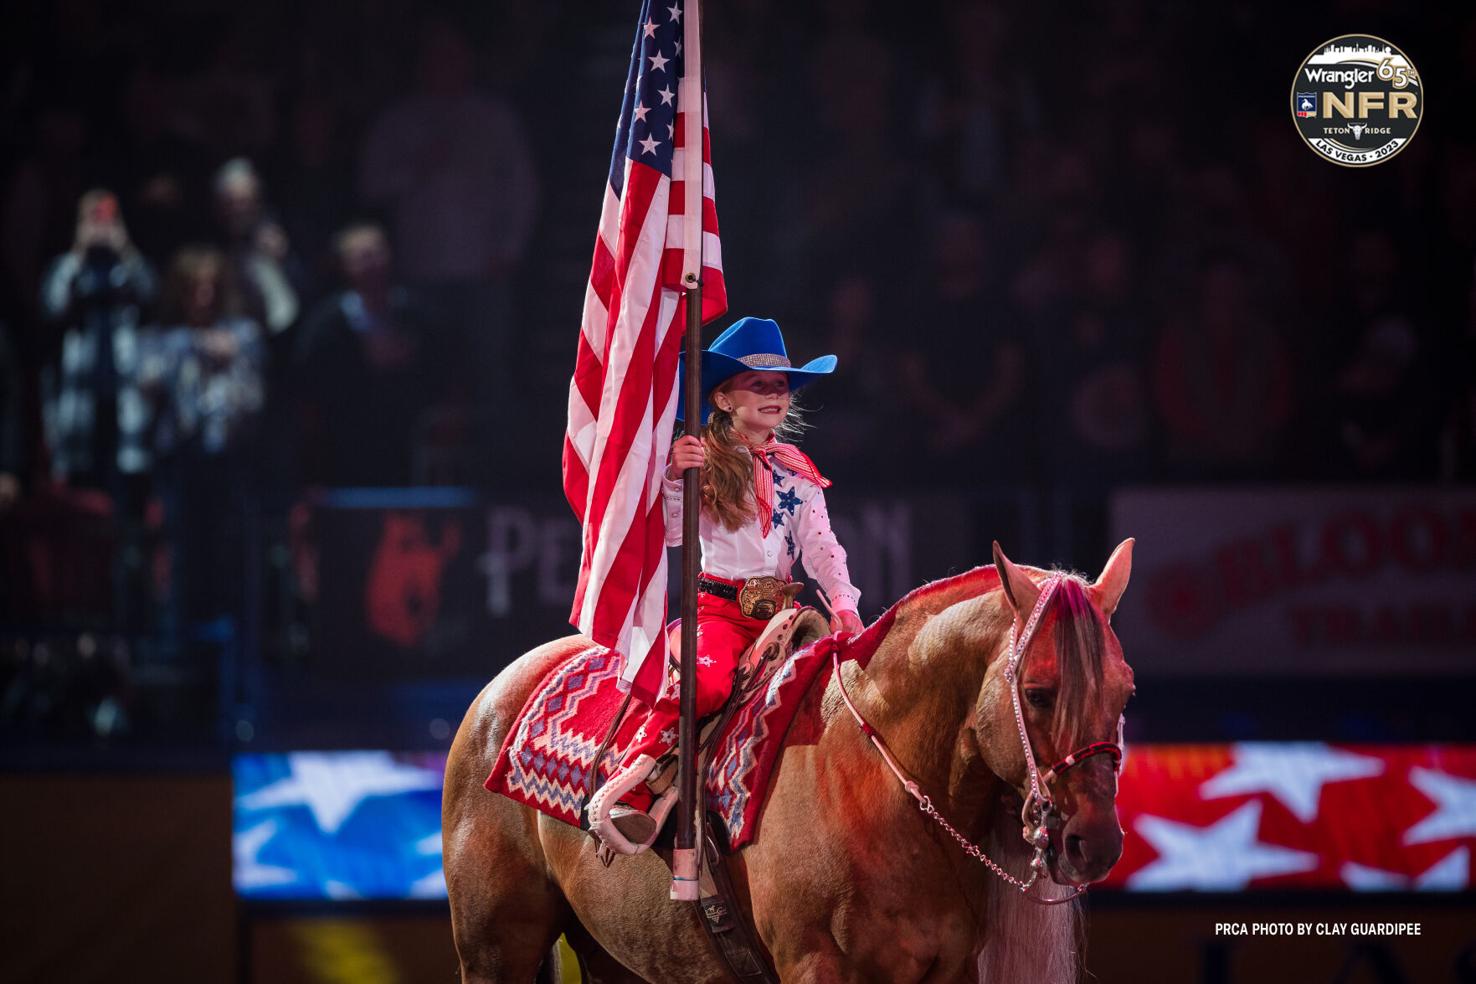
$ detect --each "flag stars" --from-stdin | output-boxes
[675,40,683,56]
[648,51,670,73]
[633,102,650,123]
[658,85,675,106]
[668,3,682,22]
[638,134,661,156]
[643,17,658,38]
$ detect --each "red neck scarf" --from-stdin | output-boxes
[747,437,830,537]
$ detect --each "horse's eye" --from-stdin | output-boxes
[1025,689,1053,710]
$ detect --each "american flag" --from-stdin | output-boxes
[564,0,726,698]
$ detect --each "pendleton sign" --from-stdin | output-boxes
[1291,34,1422,167]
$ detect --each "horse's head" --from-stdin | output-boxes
[974,540,1136,887]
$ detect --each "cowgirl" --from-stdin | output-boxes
[588,316,864,855]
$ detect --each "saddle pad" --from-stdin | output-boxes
[483,635,852,849]
[484,646,642,827]
[704,633,844,849]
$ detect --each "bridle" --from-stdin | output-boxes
[833,573,1123,905]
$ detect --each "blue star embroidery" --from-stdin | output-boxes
[776,487,802,516]
[771,508,785,530]
[785,531,796,558]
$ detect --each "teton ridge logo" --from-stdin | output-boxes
[1291,34,1422,167]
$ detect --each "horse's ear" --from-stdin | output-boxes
[1089,537,1135,621]
[992,541,1041,620]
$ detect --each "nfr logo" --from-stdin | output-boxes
[1291,34,1422,167]
[1306,89,1417,121]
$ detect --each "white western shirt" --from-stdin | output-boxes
[662,460,861,614]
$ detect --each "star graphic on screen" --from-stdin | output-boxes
[1127,801,1319,891]
[776,487,802,515]
[237,752,442,834]
[1341,846,1470,891]
[233,819,299,890]
[1403,768,1476,844]
[410,868,447,899]
[1199,742,1384,823]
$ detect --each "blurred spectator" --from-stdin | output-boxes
[213,158,301,339]
[0,323,22,510]
[139,247,265,648]
[294,223,459,486]
[109,66,213,263]
[804,274,900,484]
[2,106,88,331]
[917,2,1038,207]
[359,15,538,417]
[1153,253,1293,477]
[38,190,159,492]
[1320,230,1441,479]
[1037,229,1152,487]
[900,211,1028,480]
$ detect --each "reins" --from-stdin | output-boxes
[832,574,1122,905]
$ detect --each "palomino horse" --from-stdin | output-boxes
[443,540,1136,983]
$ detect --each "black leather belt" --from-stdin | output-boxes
[697,576,739,600]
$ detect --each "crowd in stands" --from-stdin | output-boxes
[0,1,1472,736]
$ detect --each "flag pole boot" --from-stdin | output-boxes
[588,754,680,856]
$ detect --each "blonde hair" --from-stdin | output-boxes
[695,377,808,532]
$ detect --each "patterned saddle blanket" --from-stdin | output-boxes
[485,631,854,850]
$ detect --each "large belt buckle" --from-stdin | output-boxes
[738,576,787,620]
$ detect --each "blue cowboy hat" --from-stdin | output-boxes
[676,316,837,424]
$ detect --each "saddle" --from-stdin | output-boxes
[585,604,830,842]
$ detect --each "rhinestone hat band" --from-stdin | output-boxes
[736,353,792,369]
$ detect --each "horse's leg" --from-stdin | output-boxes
[563,917,648,984]
[444,748,575,983]
[445,645,588,983]
[445,795,568,982]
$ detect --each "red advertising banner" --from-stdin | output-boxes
[1110,487,1476,675]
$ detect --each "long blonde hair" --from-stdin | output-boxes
[695,379,808,532]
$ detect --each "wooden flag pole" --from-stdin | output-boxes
[671,0,705,903]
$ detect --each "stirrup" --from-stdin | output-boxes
[587,755,680,856]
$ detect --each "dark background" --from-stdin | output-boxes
[0,1,1471,982]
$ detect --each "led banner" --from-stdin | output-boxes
[233,744,1475,900]
[1110,487,1476,675]
[1104,743,1475,892]
[306,489,977,681]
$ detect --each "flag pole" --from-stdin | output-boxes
[671,0,705,903]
